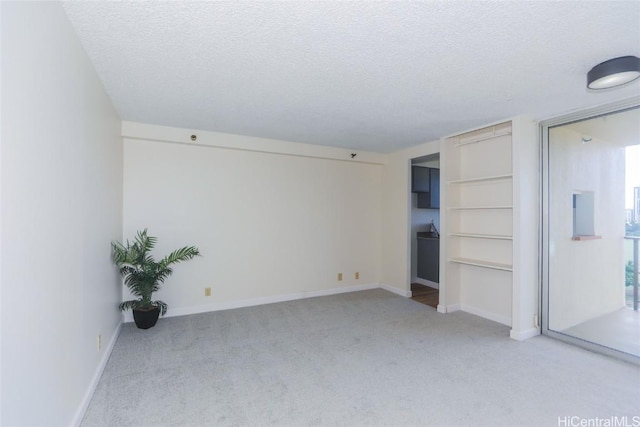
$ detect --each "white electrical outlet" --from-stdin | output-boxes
[97,334,102,350]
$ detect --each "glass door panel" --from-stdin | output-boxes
[545,107,640,360]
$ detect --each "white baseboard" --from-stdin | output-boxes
[510,327,540,341]
[436,304,460,313]
[124,283,382,322]
[72,320,122,427]
[412,277,439,289]
[460,304,511,327]
[379,283,412,298]
[446,304,460,313]
[441,303,534,336]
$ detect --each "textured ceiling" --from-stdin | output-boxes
[63,1,640,153]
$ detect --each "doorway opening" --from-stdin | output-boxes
[410,153,441,308]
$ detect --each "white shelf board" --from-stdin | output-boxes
[448,174,512,184]
[448,233,513,240]
[454,127,512,147]
[449,257,513,271]
[448,205,513,210]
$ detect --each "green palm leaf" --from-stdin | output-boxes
[111,230,201,316]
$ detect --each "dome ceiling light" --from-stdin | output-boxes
[587,56,640,90]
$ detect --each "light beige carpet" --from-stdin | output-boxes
[82,289,640,426]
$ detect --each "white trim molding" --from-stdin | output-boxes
[441,304,460,313]
[123,283,385,322]
[72,321,123,427]
[460,304,511,327]
[412,277,439,289]
[122,121,388,165]
[510,327,540,341]
[379,283,413,298]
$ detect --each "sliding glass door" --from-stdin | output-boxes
[542,105,640,362]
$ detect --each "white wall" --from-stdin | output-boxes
[548,126,625,330]
[1,3,123,425]
[122,124,383,315]
[381,140,440,295]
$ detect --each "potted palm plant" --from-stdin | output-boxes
[112,229,200,329]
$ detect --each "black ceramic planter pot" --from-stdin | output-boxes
[133,307,160,329]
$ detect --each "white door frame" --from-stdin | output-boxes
[540,96,640,365]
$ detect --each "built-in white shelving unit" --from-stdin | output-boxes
[439,117,539,340]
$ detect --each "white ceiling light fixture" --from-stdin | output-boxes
[587,56,640,90]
